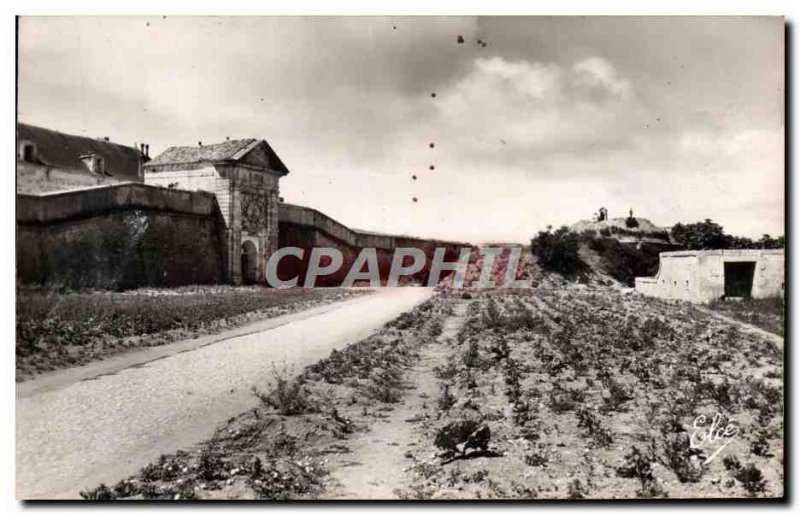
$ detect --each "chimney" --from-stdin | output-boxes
[140,143,145,155]
[145,144,149,158]
[198,141,203,147]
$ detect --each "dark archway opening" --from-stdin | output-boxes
[241,240,258,285]
[724,261,756,299]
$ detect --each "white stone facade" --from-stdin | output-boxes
[143,140,287,285]
[635,249,784,303]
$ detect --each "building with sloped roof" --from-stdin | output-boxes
[144,139,289,285]
[16,122,148,193]
[16,127,469,289]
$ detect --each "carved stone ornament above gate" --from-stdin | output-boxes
[241,191,268,233]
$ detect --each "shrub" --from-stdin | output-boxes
[750,428,772,457]
[602,378,634,412]
[723,455,741,471]
[198,445,224,480]
[732,463,767,496]
[530,226,583,275]
[140,454,181,482]
[488,337,510,361]
[247,456,324,500]
[567,479,589,499]
[437,384,457,412]
[617,446,654,480]
[80,483,117,500]
[433,360,459,381]
[463,339,481,369]
[586,237,660,286]
[363,368,402,403]
[483,299,503,328]
[250,457,263,477]
[265,429,299,458]
[524,451,548,467]
[660,432,706,483]
[504,305,547,334]
[253,364,312,415]
[699,379,738,410]
[503,358,522,386]
[548,384,582,413]
[617,446,667,498]
[512,400,531,427]
[576,408,613,447]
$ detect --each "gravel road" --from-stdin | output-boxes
[16,287,433,499]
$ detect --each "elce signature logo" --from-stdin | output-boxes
[689,413,740,464]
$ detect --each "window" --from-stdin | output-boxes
[80,154,107,175]
[95,156,106,175]
[20,142,36,162]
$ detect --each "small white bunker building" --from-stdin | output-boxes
[635,249,784,303]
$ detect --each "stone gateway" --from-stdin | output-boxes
[143,139,288,285]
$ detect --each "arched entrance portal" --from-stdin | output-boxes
[241,240,258,284]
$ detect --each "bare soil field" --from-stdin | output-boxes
[80,286,783,500]
[16,286,371,381]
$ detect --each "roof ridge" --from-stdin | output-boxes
[16,122,142,181]
[17,122,138,152]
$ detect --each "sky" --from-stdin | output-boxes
[17,16,784,243]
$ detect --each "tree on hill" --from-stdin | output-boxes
[754,234,785,249]
[671,219,784,250]
[670,219,727,250]
[531,226,582,275]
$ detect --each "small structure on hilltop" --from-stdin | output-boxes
[625,208,639,228]
[635,249,784,303]
[569,215,673,247]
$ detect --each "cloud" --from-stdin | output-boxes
[424,55,651,170]
[572,57,632,99]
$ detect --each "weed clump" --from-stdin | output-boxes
[726,459,767,497]
[253,364,313,415]
[660,432,706,483]
[616,445,667,498]
[576,408,613,448]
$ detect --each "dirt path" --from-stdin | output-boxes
[325,300,468,499]
[16,288,433,500]
[695,306,784,347]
